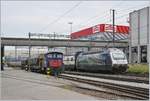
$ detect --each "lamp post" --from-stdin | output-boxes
[68,22,73,36]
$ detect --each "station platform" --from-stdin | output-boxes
[0,67,99,100]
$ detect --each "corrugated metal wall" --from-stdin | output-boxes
[129,7,149,63]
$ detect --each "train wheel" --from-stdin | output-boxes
[112,68,120,74]
[120,67,127,73]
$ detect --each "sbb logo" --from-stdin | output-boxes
[92,25,100,33]
[105,24,116,32]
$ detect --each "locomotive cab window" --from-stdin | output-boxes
[53,54,57,58]
[47,53,63,59]
[112,53,126,60]
[57,54,63,58]
[47,54,53,58]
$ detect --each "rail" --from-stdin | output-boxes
[59,73,149,100]
[63,71,149,84]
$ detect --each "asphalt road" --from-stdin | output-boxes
[0,67,98,100]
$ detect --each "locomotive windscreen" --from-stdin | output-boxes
[112,53,126,60]
[46,53,63,59]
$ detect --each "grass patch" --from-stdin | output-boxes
[127,64,149,74]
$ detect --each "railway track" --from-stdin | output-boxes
[64,71,149,84]
[59,73,149,100]
[2,69,149,100]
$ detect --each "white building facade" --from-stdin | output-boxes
[129,7,150,63]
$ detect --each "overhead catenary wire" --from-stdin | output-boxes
[75,4,149,30]
[75,2,132,28]
[57,3,148,34]
[74,1,124,30]
[43,2,148,34]
[53,1,124,34]
[95,5,148,26]
[104,13,129,24]
[110,6,149,25]
[72,12,129,32]
[68,10,149,41]
[39,1,82,32]
[58,6,147,35]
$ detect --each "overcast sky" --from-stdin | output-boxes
[1,1,150,38]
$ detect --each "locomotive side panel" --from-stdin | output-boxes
[76,52,112,71]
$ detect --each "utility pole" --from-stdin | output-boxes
[68,22,73,35]
[112,9,115,48]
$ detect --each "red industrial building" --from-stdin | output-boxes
[71,24,129,41]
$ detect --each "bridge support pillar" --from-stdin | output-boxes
[87,47,91,51]
[1,45,4,71]
[137,45,141,63]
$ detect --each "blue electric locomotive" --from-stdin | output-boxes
[64,48,128,73]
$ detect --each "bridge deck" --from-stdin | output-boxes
[1,37,128,47]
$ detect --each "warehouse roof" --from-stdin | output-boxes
[71,24,129,41]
